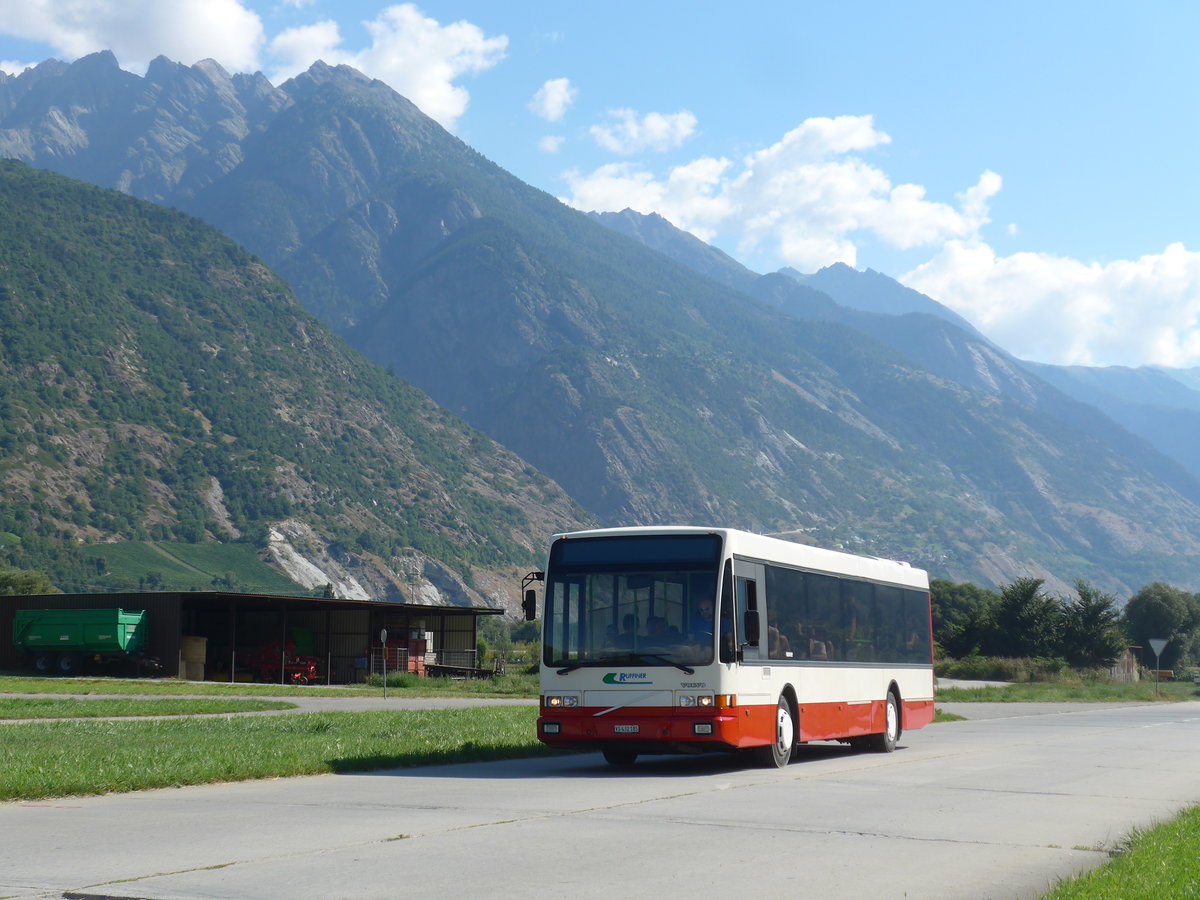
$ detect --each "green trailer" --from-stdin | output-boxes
[12,608,152,675]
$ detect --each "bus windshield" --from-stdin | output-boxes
[543,534,723,669]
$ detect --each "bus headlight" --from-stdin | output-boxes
[678,694,714,707]
[544,695,579,708]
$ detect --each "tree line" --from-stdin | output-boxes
[933,577,1200,669]
[5,558,1198,673]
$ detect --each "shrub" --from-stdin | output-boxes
[936,656,1068,682]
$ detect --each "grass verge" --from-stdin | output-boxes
[0,672,539,698]
[936,681,1200,703]
[1044,805,1200,898]
[2,707,552,801]
[0,697,295,719]
[933,708,965,722]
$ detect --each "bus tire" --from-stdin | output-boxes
[603,748,638,767]
[869,691,900,753]
[756,695,795,768]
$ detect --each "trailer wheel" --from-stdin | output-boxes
[57,652,81,676]
[32,652,56,675]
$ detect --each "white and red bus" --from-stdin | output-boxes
[526,526,934,767]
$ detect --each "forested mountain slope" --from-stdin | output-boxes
[0,161,587,602]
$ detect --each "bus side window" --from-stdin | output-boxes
[805,572,840,661]
[764,564,801,659]
[842,580,875,662]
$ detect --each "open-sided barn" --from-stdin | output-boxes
[1,591,503,683]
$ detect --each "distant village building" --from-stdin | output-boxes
[1110,648,1139,683]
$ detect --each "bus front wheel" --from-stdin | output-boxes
[756,696,795,768]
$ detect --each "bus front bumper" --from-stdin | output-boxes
[537,704,769,752]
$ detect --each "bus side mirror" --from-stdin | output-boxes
[520,571,544,622]
[743,609,760,645]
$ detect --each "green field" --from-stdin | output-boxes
[81,541,304,593]
[1,707,551,800]
[0,673,539,697]
[0,696,295,719]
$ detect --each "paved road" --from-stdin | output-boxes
[4,699,1200,899]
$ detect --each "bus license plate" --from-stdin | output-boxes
[613,724,639,733]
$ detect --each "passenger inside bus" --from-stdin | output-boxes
[690,600,713,637]
[618,613,638,648]
[768,619,792,657]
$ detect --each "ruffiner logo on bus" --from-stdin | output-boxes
[602,672,652,684]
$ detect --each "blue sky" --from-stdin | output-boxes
[2,1,1198,369]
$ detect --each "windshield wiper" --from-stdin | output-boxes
[555,655,632,675]
[555,653,694,676]
[629,653,695,675]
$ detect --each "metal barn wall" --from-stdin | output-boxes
[287,609,369,684]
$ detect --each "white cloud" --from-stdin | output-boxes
[529,77,576,122]
[564,114,997,272]
[269,19,339,70]
[538,135,565,153]
[903,241,1200,367]
[1,0,264,72]
[589,108,697,154]
[563,155,732,243]
[564,162,668,215]
[0,0,504,127]
[268,4,506,130]
[565,113,1200,368]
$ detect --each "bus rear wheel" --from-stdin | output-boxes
[603,748,638,767]
[868,691,900,753]
[756,696,795,768]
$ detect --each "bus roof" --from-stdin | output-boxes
[549,526,929,590]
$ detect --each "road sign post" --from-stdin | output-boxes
[1148,638,1168,695]
[381,628,388,699]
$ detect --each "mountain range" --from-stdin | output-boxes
[2,52,1199,599]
